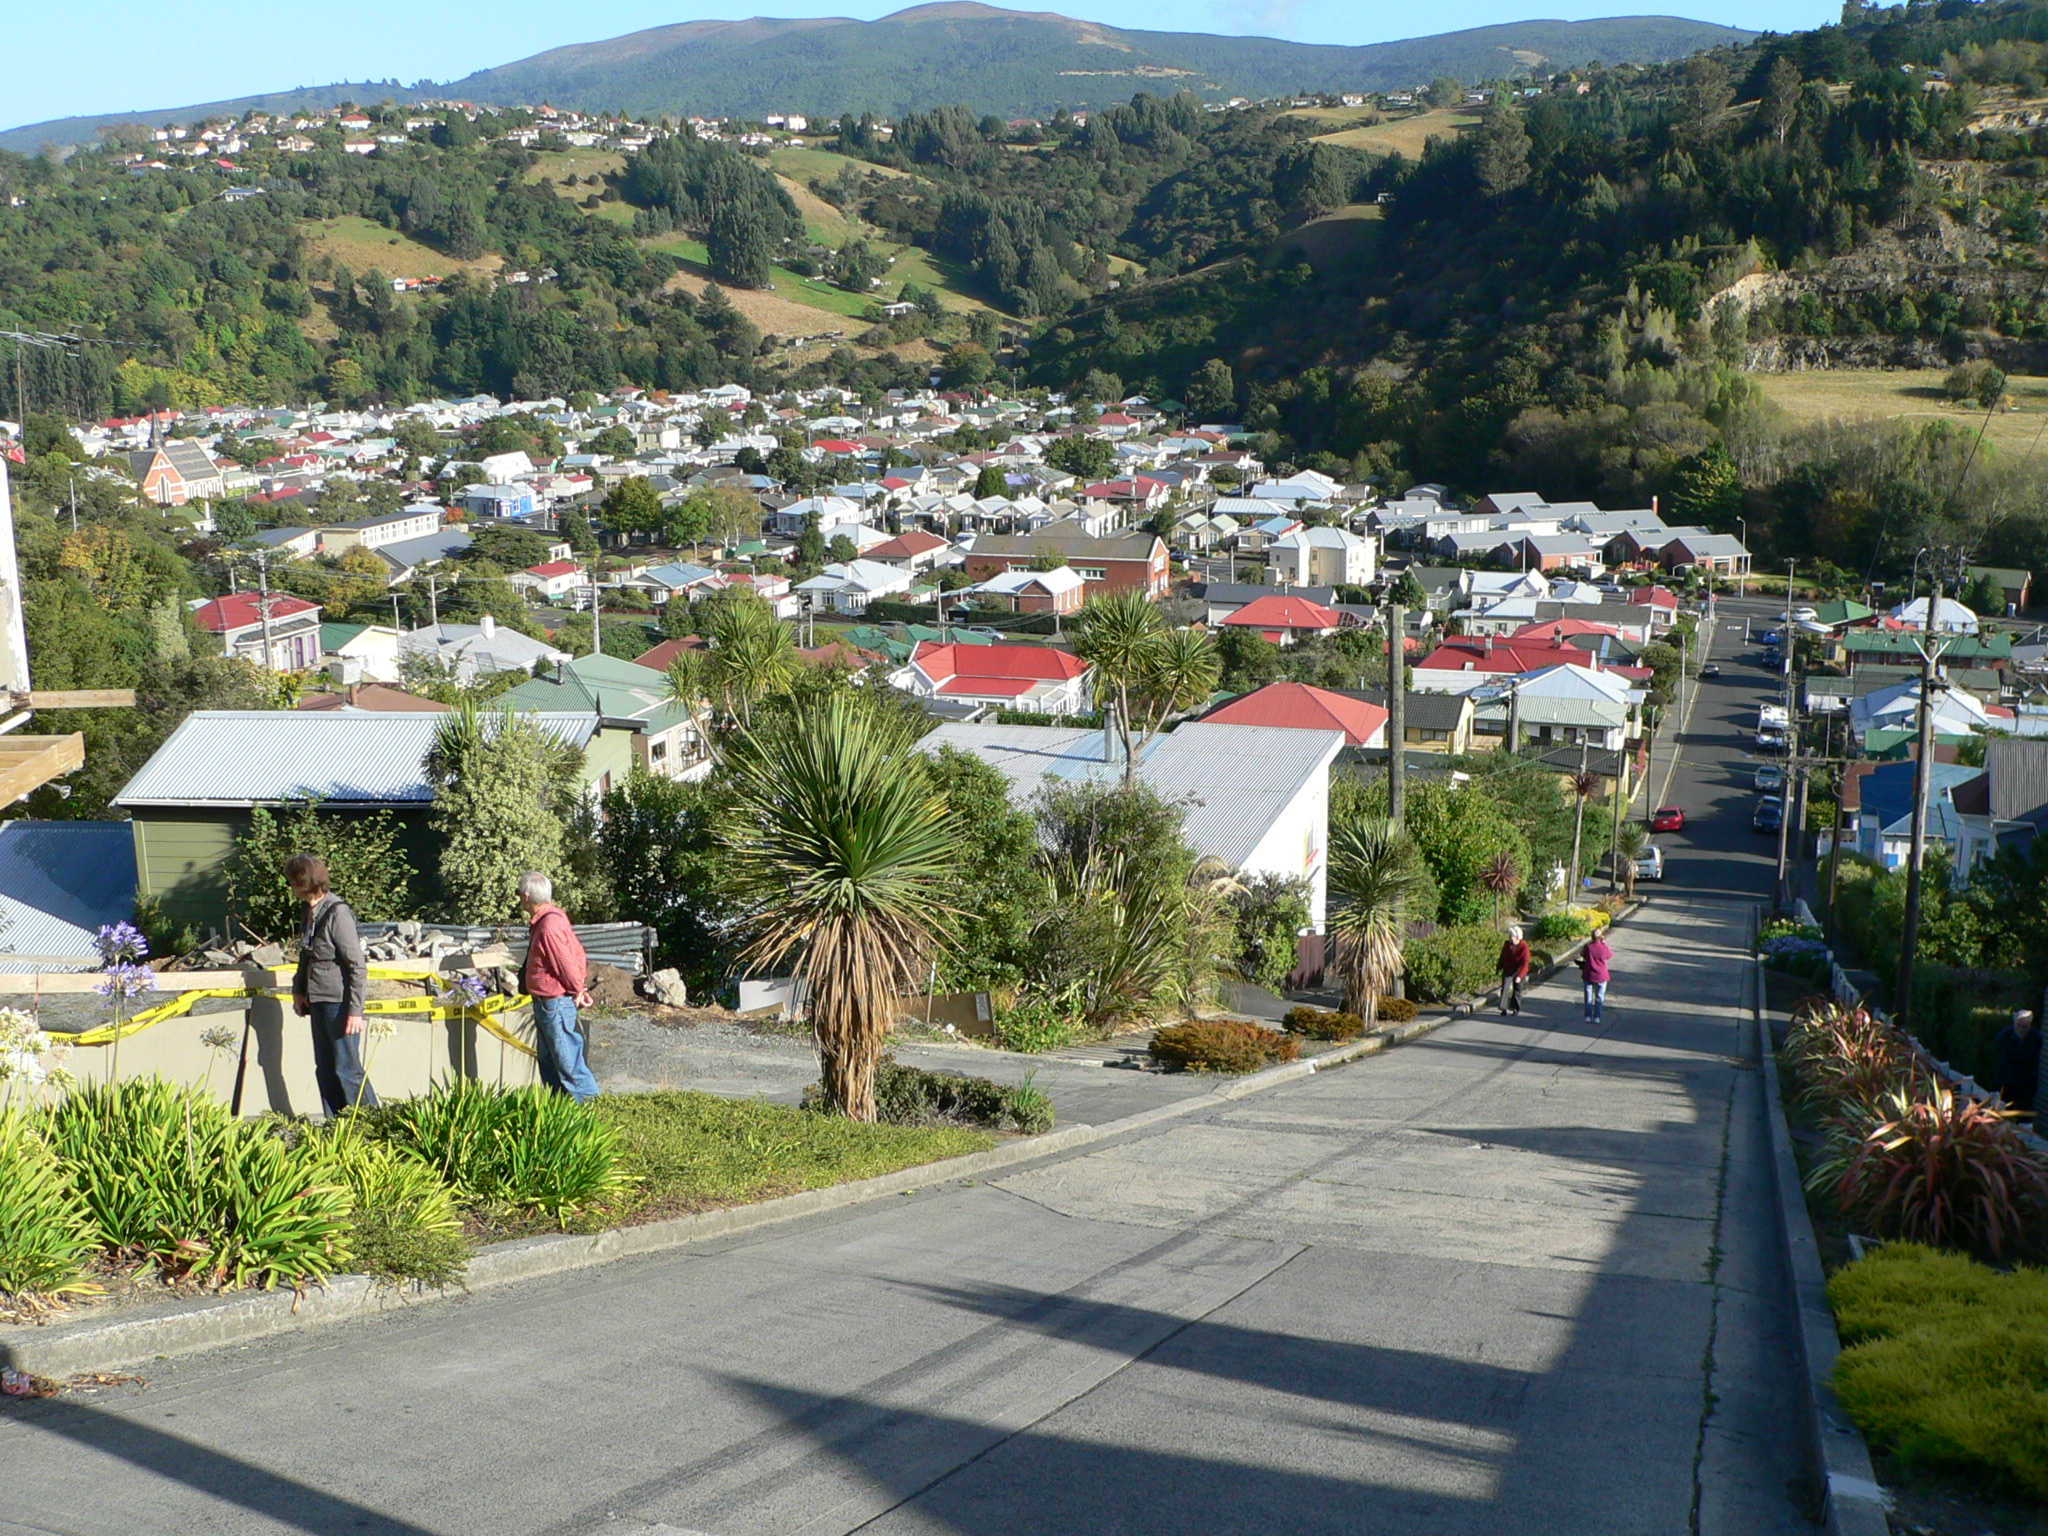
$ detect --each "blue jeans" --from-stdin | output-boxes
[1583,981,1607,1023]
[308,1001,377,1117]
[533,995,600,1103]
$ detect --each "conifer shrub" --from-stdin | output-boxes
[1375,996,1420,1023]
[1148,1020,1300,1074]
[1282,1007,1366,1040]
[1830,1242,2048,1500]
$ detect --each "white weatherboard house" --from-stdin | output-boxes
[918,721,1344,930]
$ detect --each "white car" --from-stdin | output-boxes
[1633,846,1664,882]
[1779,606,1819,624]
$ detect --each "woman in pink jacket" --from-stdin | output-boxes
[1579,931,1613,1025]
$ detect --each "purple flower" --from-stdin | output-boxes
[95,922,149,966]
[96,962,156,1002]
[436,974,489,1010]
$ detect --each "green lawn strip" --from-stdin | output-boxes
[594,1091,993,1223]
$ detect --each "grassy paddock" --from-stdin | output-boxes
[303,216,497,280]
[1305,109,1483,159]
[594,1091,994,1221]
[1755,368,2048,453]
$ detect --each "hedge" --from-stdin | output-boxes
[1403,925,1505,1002]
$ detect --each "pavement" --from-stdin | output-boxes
[0,598,1822,1535]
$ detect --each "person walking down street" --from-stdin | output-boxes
[519,871,600,1103]
[1579,930,1613,1026]
[288,854,376,1117]
[1994,1009,2040,1115]
[1497,925,1531,1016]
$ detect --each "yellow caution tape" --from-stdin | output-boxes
[45,971,541,1059]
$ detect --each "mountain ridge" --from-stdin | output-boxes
[0,5,1753,151]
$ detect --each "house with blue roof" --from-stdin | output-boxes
[1850,758,1984,869]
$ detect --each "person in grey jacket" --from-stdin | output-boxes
[287,854,375,1115]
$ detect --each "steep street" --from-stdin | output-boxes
[2,619,1817,1534]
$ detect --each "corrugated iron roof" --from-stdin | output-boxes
[919,720,1342,870]
[0,821,135,968]
[114,711,598,808]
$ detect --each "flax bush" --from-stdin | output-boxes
[0,1111,97,1299]
[44,1079,353,1289]
[370,1079,633,1222]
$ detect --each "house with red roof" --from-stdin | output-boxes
[194,592,324,671]
[1221,594,1341,646]
[890,641,1094,717]
[864,529,952,574]
[811,438,864,457]
[1202,682,1388,748]
[1079,476,1170,512]
[1414,634,1599,693]
[508,560,585,601]
[1628,585,1680,629]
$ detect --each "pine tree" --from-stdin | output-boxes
[708,198,773,289]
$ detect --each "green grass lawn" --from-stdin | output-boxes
[594,1091,993,1220]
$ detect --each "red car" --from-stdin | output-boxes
[1651,806,1685,833]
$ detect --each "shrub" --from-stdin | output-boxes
[1830,1243,2048,1500]
[996,985,1087,1053]
[1402,925,1503,1002]
[1376,996,1419,1023]
[1531,910,1591,943]
[835,1055,1055,1134]
[45,1078,353,1288]
[1283,1007,1366,1040]
[1148,1020,1300,1074]
[1759,917,1824,947]
[306,1135,470,1287]
[371,1080,633,1222]
[1835,1085,2048,1262]
[0,1111,96,1299]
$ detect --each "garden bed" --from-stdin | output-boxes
[1,1079,1009,1327]
[1771,993,2048,1534]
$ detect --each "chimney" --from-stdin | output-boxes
[479,613,497,639]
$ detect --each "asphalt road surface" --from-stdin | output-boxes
[0,601,1815,1536]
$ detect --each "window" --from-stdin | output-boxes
[1075,567,1106,580]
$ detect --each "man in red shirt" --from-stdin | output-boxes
[518,871,600,1102]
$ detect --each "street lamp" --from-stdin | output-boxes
[1736,517,1747,597]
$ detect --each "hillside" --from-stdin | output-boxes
[443,5,1753,121]
[0,5,1751,153]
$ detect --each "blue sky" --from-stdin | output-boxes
[5,0,1840,131]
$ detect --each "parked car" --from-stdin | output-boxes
[1755,729,1787,754]
[1634,846,1665,881]
[1651,806,1685,832]
[1699,662,1721,679]
[1754,764,1785,793]
[1753,797,1784,832]
[1758,629,1784,647]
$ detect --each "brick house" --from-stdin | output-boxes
[964,530,1169,600]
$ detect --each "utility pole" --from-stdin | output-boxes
[1774,559,1797,907]
[1895,569,1949,1027]
[252,550,279,672]
[426,574,440,629]
[1386,588,1406,826]
[67,478,77,534]
[589,567,602,656]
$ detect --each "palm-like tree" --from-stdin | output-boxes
[1326,818,1428,1028]
[1074,590,1164,781]
[1479,850,1523,930]
[1614,819,1651,902]
[1073,592,1219,785]
[708,599,799,727]
[1566,766,1601,903]
[720,694,956,1120]
[664,650,716,766]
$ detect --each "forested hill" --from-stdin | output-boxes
[1000,0,2048,585]
[0,6,1750,152]
[442,6,1751,123]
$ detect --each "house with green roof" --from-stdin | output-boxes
[1835,628,2013,671]
[497,653,710,787]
